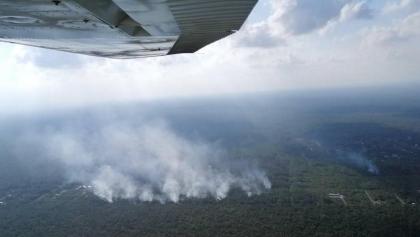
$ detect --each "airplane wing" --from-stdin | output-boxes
[0,0,257,58]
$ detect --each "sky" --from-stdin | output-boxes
[1,0,420,115]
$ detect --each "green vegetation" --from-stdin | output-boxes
[0,138,419,237]
[1,92,420,236]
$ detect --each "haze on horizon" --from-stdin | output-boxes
[0,0,419,115]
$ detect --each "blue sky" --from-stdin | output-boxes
[0,0,419,115]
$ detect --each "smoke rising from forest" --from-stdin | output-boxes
[14,119,271,203]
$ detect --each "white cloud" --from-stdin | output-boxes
[236,0,374,46]
[339,1,373,22]
[383,0,420,14]
[0,0,419,116]
[270,0,347,35]
[235,21,285,48]
[363,11,420,46]
[17,48,88,69]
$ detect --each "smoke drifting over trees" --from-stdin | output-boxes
[12,119,271,203]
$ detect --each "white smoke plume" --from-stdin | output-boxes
[340,152,380,175]
[17,120,271,203]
